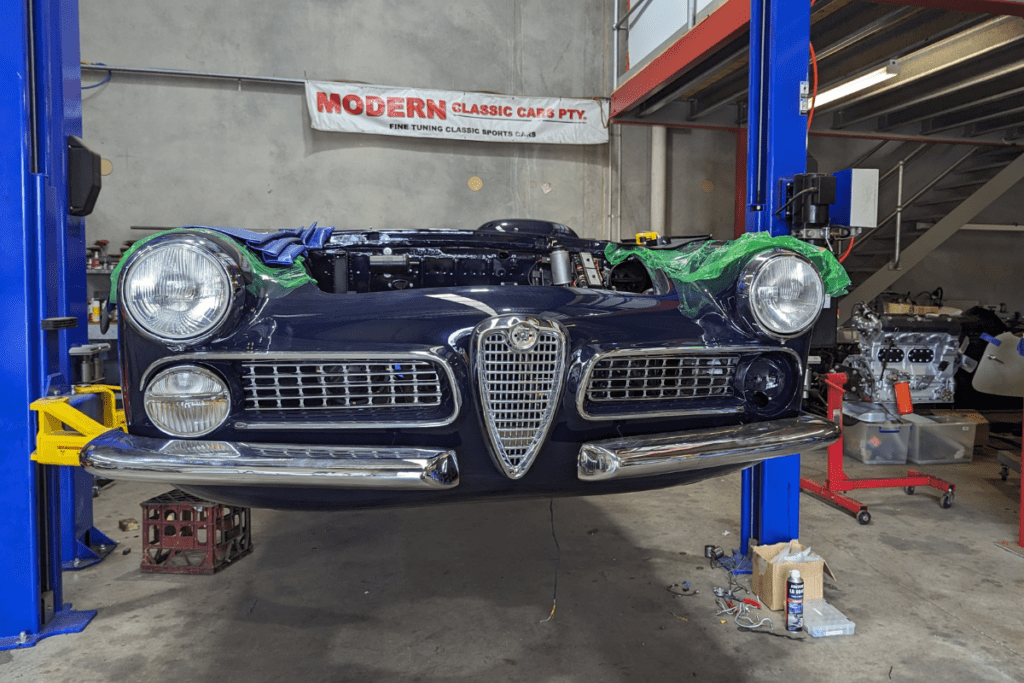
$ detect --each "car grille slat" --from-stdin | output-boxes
[478,323,565,479]
[242,359,444,412]
[586,353,739,403]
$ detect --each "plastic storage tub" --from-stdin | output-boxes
[907,414,976,465]
[803,598,855,637]
[843,419,910,465]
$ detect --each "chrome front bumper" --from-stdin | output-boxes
[83,414,837,490]
[81,431,459,490]
[577,414,840,482]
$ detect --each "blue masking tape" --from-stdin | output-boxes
[980,333,1001,347]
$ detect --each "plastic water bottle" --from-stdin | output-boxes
[786,569,804,632]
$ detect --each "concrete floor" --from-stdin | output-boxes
[3,450,1022,682]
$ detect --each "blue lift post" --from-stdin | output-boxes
[740,0,811,553]
[0,0,99,648]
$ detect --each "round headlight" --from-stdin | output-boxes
[742,251,824,337]
[121,240,234,342]
[145,365,230,437]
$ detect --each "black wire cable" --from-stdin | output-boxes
[540,498,560,622]
[773,187,816,217]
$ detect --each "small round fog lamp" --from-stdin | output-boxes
[144,365,230,437]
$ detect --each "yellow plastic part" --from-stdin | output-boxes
[635,231,659,245]
[30,385,125,467]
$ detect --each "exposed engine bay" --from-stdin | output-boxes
[838,303,965,405]
[304,219,661,295]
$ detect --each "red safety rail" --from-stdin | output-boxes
[800,373,956,525]
[609,0,750,119]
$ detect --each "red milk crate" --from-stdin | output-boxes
[140,490,252,575]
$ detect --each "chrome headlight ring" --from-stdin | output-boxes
[737,249,825,340]
[119,233,246,345]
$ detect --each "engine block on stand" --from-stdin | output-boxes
[840,305,964,406]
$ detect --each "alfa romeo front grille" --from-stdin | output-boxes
[585,354,739,403]
[242,359,445,413]
[477,318,565,479]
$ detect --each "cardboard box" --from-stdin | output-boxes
[752,540,835,611]
[883,302,940,315]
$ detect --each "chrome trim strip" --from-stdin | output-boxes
[81,430,459,490]
[578,414,839,481]
[140,349,463,429]
[575,345,802,421]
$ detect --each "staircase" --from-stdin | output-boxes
[837,143,1024,321]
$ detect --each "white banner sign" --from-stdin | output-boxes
[306,80,608,145]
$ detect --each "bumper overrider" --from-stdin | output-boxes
[81,414,838,489]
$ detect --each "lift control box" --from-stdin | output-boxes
[831,168,879,229]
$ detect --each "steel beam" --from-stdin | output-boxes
[739,0,811,554]
[878,62,1024,131]
[830,16,1024,127]
[873,0,1024,19]
[921,91,1024,135]
[838,153,1024,322]
[637,42,748,118]
[0,0,47,646]
[1,0,97,650]
[610,0,750,118]
[815,6,921,61]
[833,37,1020,128]
[965,110,1024,137]
[691,9,973,123]
[817,11,979,87]
[745,0,809,236]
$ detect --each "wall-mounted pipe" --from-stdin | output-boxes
[651,126,667,235]
[82,63,304,87]
[613,118,1017,147]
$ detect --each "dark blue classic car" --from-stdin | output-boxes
[83,220,841,510]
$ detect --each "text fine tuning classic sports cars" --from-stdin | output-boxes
[82,219,844,510]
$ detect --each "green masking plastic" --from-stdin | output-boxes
[109,228,316,304]
[604,232,851,318]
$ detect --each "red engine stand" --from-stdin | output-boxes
[800,372,956,525]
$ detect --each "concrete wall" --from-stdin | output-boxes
[80,0,613,257]
[617,125,738,242]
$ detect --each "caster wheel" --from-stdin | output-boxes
[1000,467,1009,482]
[904,486,915,495]
[941,493,954,509]
[857,510,871,525]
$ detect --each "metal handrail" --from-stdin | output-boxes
[847,140,889,170]
[849,147,978,256]
[879,143,929,184]
[891,161,904,270]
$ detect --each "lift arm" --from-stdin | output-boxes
[30,386,124,467]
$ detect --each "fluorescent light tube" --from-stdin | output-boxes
[813,67,897,108]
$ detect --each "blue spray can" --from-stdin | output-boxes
[786,569,804,631]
